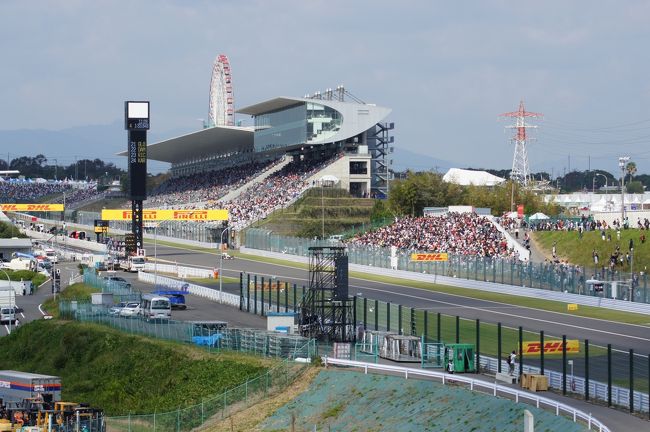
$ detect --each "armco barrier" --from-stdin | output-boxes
[138,271,240,307]
[323,357,610,432]
[240,247,650,315]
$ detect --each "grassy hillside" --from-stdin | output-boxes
[253,188,381,238]
[0,320,274,415]
[533,228,650,271]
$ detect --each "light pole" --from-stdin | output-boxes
[219,226,231,301]
[619,156,630,224]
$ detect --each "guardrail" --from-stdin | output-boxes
[323,357,610,432]
[241,247,650,315]
[138,271,240,307]
[143,262,213,279]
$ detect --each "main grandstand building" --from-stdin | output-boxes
[135,91,393,200]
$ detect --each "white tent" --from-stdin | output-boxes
[529,212,550,220]
[442,168,505,186]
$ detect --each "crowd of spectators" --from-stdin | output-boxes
[348,212,514,258]
[145,160,279,208]
[0,181,71,201]
[224,156,337,230]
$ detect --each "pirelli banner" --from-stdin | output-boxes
[522,340,580,355]
[410,252,449,262]
[101,209,229,221]
[0,204,64,212]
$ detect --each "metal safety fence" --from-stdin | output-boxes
[243,228,650,304]
[239,273,650,416]
[58,300,317,431]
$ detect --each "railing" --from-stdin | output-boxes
[138,271,240,307]
[323,357,610,432]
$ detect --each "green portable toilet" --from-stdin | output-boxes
[444,343,475,373]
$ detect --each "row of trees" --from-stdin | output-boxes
[385,171,560,217]
[0,155,124,182]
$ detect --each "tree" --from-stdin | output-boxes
[626,181,644,194]
[626,161,637,183]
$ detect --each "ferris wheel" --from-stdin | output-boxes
[208,54,234,127]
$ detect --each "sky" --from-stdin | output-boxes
[1,0,650,176]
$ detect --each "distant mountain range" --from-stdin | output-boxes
[0,123,462,175]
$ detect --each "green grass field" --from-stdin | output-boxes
[533,228,650,270]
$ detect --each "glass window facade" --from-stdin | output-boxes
[307,103,342,143]
[254,104,307,152]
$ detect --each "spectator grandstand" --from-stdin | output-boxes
[348,212,514,258]
[0,179,100,204]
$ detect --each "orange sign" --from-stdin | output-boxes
[522,340,579,355]
[410,253,449,262]
[0,204,64,212]
[101,209,228,221]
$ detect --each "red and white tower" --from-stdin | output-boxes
[208,54,234,127]
[499,101,543,187]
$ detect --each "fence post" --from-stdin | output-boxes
[353,296,357,337]
[536,330,544,375]
[276,280,280,312]
[562,335,567,395]
[410,308,416,336]
[293,283,297,312]
[455,316,460,343]
[475,319,480,371]
[608,344,612,406]
[239,272,243,311]
[629,349,634,413]
[284,282,289,312]
[519,327,523,379]
[386,302,391,332]
[253,275,257,315]
[363,297,367,330]
[260,277,265,316]
[246,273,251,313]
[585,339,590,401]
[374,299,379,330]
[437,313,441,343]
[423,310,428,341]
[398,305,402,335]
[497,323,502,373]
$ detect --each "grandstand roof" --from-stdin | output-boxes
[237,97,305,116]
[442,168,505,186]
[117,125,253,164]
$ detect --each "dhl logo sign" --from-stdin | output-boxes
[101,209,228,221]
[0,204,64,211]
[410,253,449,262]
[522,340,580,355]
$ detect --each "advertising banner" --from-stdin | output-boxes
[522,340,580,355]
[0,204,64,211]
[410,253,449,262]
[101,209,228,221]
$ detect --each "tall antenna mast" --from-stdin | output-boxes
[499,101,543,187]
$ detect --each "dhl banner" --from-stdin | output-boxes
[0,204,64,212]
[522,340,580,355]
[101,209,229,221]
[410,252,449,262]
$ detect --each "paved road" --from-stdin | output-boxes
[148,241,650,352]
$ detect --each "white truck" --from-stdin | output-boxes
[120,255,146,272]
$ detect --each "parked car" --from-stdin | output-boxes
[109,301,128,316]
[119,302,140,318]
[103,275,132,290]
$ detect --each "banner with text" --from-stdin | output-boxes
[522,340,580,355]
[410,253,449,262]
[0,204,64,212]
[101,209,228,221]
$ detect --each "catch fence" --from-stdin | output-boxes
[238,273,650,416]
[244,228,650,304]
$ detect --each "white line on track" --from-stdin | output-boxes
[150,244,650,342]
[38,304,46,316]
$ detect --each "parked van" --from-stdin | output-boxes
[0,306,17,324]
[138,294,171,321]
[44,249,58,264]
